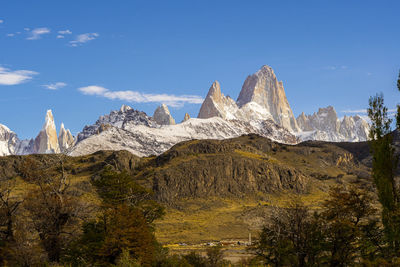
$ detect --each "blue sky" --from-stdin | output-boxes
[0,0,399,139]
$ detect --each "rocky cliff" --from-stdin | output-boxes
[296,106,370,142]
[58,123,75,152]
[34,110,60,154]
[153,104,176,125]
[237,65,300,132]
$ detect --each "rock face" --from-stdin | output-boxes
[0,124,19,156]
[0,65,370,158]
[198,81,239,120]
[58,123,75,152]
[77,105,156,143]
[34,110,60,154]
[296,106,370,142]
[197,66,300,133]
[70,115,298,157]
[153,104,176,125]
[182,113,191,122]
[237,65,300,132]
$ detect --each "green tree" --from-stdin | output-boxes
[252,199,323,266]
[397,70,400,129]
[368,93,400,256]
[64,169,163,266]
[321,185,378,266]
[93,167,165,223]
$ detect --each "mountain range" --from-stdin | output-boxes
[0,65,369,157]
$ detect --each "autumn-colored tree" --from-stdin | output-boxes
[22,156,87,263]
[0,177,22,265]
[100,204,157,265]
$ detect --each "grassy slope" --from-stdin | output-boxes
[0,136,372,246]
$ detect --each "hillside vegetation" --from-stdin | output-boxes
[0,134,373,247]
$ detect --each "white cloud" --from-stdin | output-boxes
[58,29,72,35]
[69,33,99,47]
[341,109,367,113]
[57,35,65,39]
[42,82,67,90]
[342,108,396,114]
[27,27,51,40]
[78,85,204,107]
[78,85,108,95]
[6,33,15,37]
[0,66,38,85]
[24,28,30,31]
[0,20,3,24]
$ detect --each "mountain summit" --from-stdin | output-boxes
[0,65,370,158]
[34,110,60,154]
[237,65,300,132]
[197,81,238,120]
[153,104,176,125]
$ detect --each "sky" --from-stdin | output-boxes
[0,0,399,139]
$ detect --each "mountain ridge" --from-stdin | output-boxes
[0,65,369,157]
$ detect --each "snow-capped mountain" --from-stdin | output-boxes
[296,106,369,142]
[0,110,74,156]
[237,65,300,132]
[69,113,297,157]
[77,104,157,143]
[0,124,19,156]
[58,123,75,152]
[34,110,60,154]
[197,66,299,128]
[0,65,370,157]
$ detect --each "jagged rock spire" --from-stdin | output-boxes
[58,123,75,152]
[34,110,60,154]
[197,81,238,120]
[237,65,300,132]
[153,104,176,125]
[182,113,191,122]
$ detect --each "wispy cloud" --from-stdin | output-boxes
[42,82,67,90]
[324,65,348,71]
[24,28,30,31]
[0,20,3,24]
[342,108,396,114]
[69,33,99,47]
[78,85,204,107]
[27,27,51,40]
[56,35,65,39]
[341,109,367,113]
[58,29,72,35]
[6,33,15,37]
[0,66,38,85]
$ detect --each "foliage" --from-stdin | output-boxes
[206,245,225,267]
[64,169,164,266]
[252,198,323,266]
[368,92,400,257]
[183,251,208,267]
[93,167,165,223]
[252,186,383,266]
